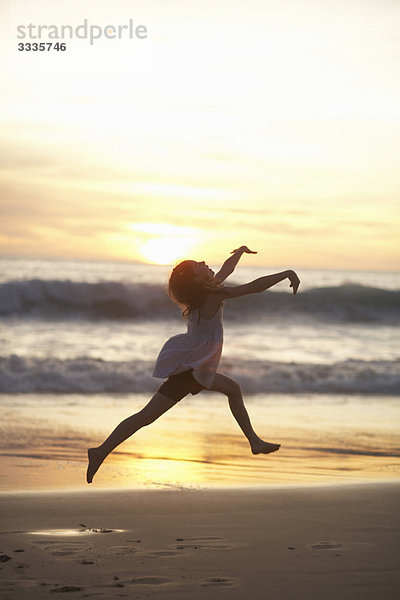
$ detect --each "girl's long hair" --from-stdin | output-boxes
[168,260,222,318]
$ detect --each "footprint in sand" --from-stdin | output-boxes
[101,545,137,556]
[201,577,240,587]
[30,539,86,559]
[50,585,82,593]
[44,543,83,557]
[172,536,233,551]
[130,576,171,585]
[311,541,343,550]
[136,549,182,558]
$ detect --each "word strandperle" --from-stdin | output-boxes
[17,19,148,45]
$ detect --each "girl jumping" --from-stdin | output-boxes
[86,246,300,483]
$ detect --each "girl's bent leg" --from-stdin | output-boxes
[86,392,180,483]
[208,373,280,455]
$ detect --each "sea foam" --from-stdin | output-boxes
[1,355,399,395]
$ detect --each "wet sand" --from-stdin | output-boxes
[0,483,399,599]
[1,392,399,492]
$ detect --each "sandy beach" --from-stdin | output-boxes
[2,0,400,593]
[0,483,399,599]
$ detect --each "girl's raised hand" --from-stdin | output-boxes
[231,246,257,254]
[288,270,300,294]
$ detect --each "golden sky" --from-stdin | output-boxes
[1,0,399,269]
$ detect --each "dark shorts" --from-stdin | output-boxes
[157,369,205,402]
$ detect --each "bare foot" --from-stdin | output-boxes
[251,440,281,455]
[86,447,106,484]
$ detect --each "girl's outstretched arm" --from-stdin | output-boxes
[214,246,257,283]
[220,269,300,298]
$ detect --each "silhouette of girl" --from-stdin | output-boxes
[87,246,300,483]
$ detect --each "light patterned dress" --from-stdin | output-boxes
[153,306,223,388]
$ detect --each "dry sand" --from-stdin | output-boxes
[0,483,399,599]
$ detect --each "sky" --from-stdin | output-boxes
[1,0,399,269]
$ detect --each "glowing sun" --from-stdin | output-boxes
[130,223,198,265]
[140,236,192,265]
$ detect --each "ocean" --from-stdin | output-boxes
[0,257,399,491]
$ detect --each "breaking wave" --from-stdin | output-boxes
[0,279,399,323]
[1,355,399,395]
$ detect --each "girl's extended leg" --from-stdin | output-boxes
[208,373,280,455]
[86,392,180,483]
